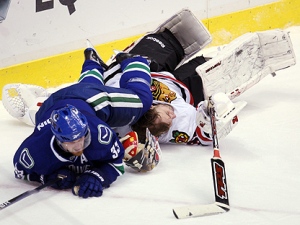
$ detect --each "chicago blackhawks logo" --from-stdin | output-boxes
[170,130,189,143]
[151,79,177,103]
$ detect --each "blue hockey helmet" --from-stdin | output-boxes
[50,105,89,143]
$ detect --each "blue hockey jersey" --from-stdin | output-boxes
[14,99,124,188]
[13,56,152,188]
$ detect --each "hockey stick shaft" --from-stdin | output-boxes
[0,175,64,210]
[208,101,230,209]
[172,102,230,219]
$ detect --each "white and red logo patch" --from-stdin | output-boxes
[212,161,228,199]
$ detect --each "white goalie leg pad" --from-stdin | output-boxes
[196,29,296,100]
[2,83,26,118]
[26,96,48,126]
[2,83,74,126]
[196,93,247,140]
[2,83,46,117]
[124,9,212,68]
[153,8,212,67]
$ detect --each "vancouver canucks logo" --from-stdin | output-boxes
[170,130,189,143]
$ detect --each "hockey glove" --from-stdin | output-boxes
[72,170,104,198]
[194,92,246,141]
[119,131,140,161]
[42,168,77,190]
[120,129,161,172]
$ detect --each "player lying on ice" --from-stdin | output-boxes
[3,9,296,168]
[13,50,163,198]
[4,9,296,143]
[104,9,296,145]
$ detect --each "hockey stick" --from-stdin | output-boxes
[172,99,230,219]
[0,175,65,210]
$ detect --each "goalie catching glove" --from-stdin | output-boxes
[188,92,247,145]
[120,128,162,172]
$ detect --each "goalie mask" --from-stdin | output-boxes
[120,128,162,172]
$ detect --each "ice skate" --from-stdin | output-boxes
[85,39,108,70]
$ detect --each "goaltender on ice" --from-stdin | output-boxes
[2,9,296,195]
[3,9,296,147]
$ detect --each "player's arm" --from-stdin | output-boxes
[72,123,125,198]
[13,134,46,182]
[187,93,247,145]
[121,128,161,172]
[118,54,153,114]
[13,135,77,190]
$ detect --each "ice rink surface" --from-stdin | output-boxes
[1,26,299,225]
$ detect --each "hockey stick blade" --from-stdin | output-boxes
[173,202,229,219]
[0,175,65,210]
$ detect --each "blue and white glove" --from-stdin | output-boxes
[72,170,104,198]
[42,168,77,190]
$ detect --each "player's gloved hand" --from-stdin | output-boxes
[43,168,77,190]
[194,92,246,141]
[119,131,141,161]
[120,129,161,172]
[72,170,103,198]
[196,92,236,134]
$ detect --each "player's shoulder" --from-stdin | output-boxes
[88,118,116,143]
[15,137,55,173]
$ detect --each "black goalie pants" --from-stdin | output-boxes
[129,28,206,106]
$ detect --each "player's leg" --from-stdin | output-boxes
[128,28,184,72]
[124,9,212,72]
[78,40,110,85]
[197,29,296,100]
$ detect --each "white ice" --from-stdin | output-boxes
[1,26,300,225]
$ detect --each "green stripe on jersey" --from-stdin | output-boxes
[110,163,125,175]
[78,69,104,84]
[123,62,150,74]
[86,92,142,111]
